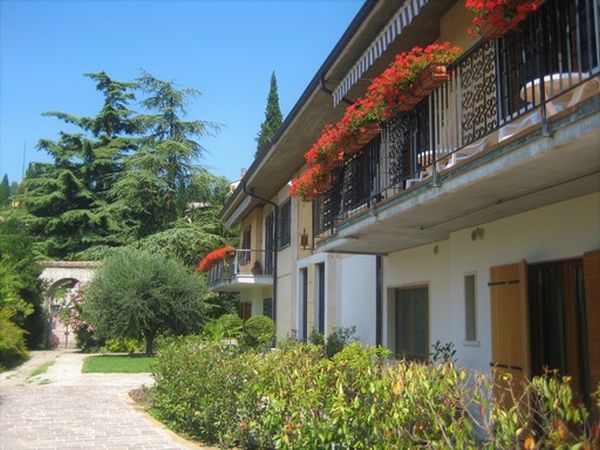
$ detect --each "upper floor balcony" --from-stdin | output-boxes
[314,0,600,254]
[207,249,274,292]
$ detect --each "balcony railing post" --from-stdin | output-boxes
[536,6,551,136]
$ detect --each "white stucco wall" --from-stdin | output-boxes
[383,192,600,372]
[338,255,377,345]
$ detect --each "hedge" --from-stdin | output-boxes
[152,338,599,449]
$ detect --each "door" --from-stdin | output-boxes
[299,268,308,341]
[394,286,429,361]
[489,261,531,397]
[583,251,600,401]
[529,259,590,403]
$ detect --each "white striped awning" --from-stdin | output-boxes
[332,0,430,106]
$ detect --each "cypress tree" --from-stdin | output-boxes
[0,174,10,207]
[255,71,283,156]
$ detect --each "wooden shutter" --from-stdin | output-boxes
[489,261,530,399]
[583,250,600,395]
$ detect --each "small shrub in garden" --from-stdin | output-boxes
[102,338,140,354]
[74,323,104,352]
[430,340,457,363]
[324,325,356,357]
[242,316,275,350]
[47,331,60,350]
[0,309,28,370]
[203,313,243,342]
[308,329,324,346]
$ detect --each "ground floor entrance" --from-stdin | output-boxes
[491,251,599,406]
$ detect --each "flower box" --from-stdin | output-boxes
[410,64,449,98]
[320,151,344,175]
[344,123,382,155]
[468,0,546,39]
[399,94,424,112]
[290,42,463,200]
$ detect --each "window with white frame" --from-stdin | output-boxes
[464,274,477,342]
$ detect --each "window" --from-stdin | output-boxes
[394,287,429,361]
[264,213,274,274]
[465,274,477,342]
[314,263,325,334]
[299,268,308,341]
[240,226,251,265]
[277,199,291,249]
[263,298,273,320]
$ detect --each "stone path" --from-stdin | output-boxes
[0,350,208,450]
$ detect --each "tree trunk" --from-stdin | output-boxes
[145,332,155,356]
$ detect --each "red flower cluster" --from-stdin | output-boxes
[197,245,236,273]
[466,0,543,36]
[290,42,462,200]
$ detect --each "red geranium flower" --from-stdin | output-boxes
[198,245,236,272]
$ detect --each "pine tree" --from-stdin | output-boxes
[0,174,10,207]
[255,71,283,156]
[17,72,140,259]
[109,71,219,240]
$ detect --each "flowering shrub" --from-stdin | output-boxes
[197,245,236,273]
[290,42,462,200]
[152,340,599,449]
[466,0,544,37]
[74,322,104,352]
[47,331,60,350]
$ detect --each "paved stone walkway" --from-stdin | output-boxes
[0,350,207,450]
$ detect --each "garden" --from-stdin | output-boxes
[148,318,600,449]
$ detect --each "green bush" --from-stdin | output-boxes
[152,336,254,447]
[101,338,141,354]
[84,248,208,354]
[202,314,243,342]
[151,340,599,449]
[324,325,356,357]
[0,309,28,370]
[242,316,275,350]
[74,323,104,352]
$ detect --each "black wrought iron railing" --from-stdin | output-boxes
[314,0,599,238]
[207,249,274,287]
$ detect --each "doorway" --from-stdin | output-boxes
[529,259,591,404]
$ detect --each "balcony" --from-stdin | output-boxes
[314,0,600,255]
[207,249,274,292]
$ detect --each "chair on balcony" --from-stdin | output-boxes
[551,74,600,110]
[443,134,494,170]
[498,109,542,143]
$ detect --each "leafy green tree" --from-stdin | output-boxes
[255,71,283,155]
[0,217,46,361]
[0,174,10,207]
[84,248,208,354]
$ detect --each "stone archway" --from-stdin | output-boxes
[39,261,101,349]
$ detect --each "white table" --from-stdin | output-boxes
[520,72,590,115]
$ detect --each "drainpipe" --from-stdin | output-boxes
[242,181,278,326]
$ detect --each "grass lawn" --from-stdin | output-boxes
[82,355,154,373]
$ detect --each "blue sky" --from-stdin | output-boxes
[0,0,363,183]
